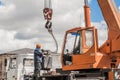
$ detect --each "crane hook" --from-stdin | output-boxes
[43,0,58,53]
[45,20,52,32]
[45,20,58,53]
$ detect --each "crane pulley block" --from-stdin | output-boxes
[43,8,53,20]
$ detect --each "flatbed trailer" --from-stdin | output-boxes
[25,68,120,80]
[38,74,105,80]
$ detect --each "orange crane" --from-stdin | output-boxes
[62,0,120,70]
[26,0,120,80]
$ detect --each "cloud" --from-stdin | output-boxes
[0,29,39,52]
[119,6,120,11]
[0,3,15,19]
[92,21,108,46]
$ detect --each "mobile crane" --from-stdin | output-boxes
[26,0,120,80]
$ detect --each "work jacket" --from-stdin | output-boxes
[34,48,43,63]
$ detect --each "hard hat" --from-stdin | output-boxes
[36,43,41,48]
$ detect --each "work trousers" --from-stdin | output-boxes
[34,62,42,80]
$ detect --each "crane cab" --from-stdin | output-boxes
[61,27,98,71]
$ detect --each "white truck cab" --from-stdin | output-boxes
[7,54,34,80]
[0,48,61,80]
[0,48,34,80]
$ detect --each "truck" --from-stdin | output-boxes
[2,0,120,80]
[0,48,61,80]
[31,0,120,80]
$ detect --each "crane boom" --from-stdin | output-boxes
[98,0,120,53]
[98,0,120,39]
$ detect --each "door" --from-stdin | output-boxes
[62,27,98,70]
[7,58,17,80]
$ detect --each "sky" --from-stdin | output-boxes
[90,0,120,22]
[0,0,119,53]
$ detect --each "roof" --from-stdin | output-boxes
[0,48,61,56]
[1,48,34,55]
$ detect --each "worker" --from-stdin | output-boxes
[34,43,43,79]
[63,49,72,65]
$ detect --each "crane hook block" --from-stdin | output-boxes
[45,20,52,29]
[43,8,53,20]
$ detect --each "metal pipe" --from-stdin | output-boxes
[84,0,88,6]
[44,0,52,8]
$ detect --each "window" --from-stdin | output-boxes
[23,58,34,67]
[64,33,76,54]
[9,58,16,69]
[73,31,82,54]
[73,29,94,54]
[85,30,94,48]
